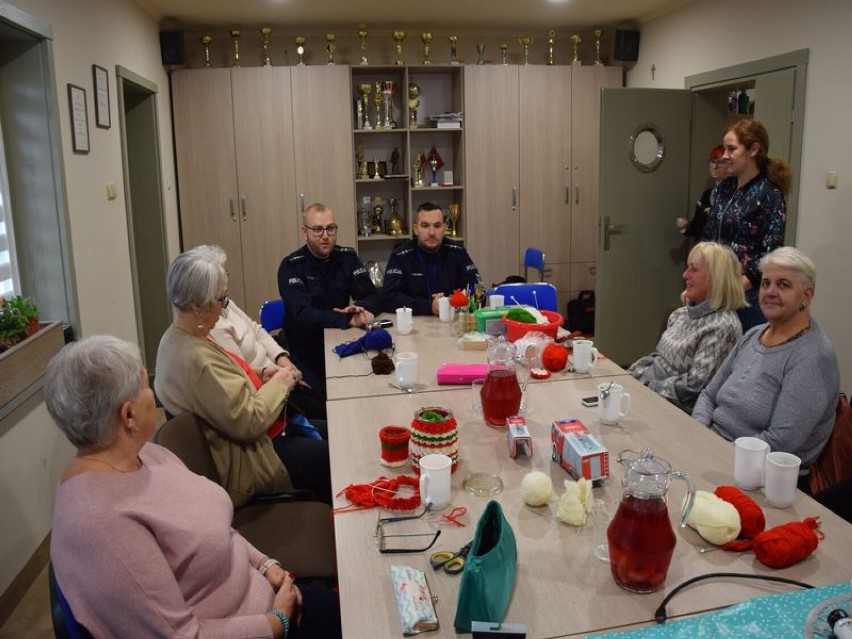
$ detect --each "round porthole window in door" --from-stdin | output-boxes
[628,124,664,173]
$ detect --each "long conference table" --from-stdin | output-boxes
[323,316,851,638]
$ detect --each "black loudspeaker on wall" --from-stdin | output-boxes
[614,30,640,62]
[159,30,185,65]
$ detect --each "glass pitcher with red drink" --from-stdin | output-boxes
[480,336,521,427]
[606,448,695,593]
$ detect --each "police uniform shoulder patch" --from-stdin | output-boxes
[334,245,356,254]
[285,253,305,264]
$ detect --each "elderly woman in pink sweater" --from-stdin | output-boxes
[46,335,340,639]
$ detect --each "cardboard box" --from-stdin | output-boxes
[550,418,609,481]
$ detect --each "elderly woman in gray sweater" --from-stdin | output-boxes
[692,247,839,490]
[629,242,745,412]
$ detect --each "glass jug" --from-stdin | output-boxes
[480,336,521,426]
[606,448,696,593]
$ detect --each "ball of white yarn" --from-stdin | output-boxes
[556,478,593,526]
[521,471,553,506]
[686,490,742,546]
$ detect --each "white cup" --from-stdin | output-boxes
[438,296,452,322]
[419,453,452,510]
[733,437,769,491]
[489,294,505,308]
[395,352,418,390]
[598,382,630,425]
[572,339,599,374]
[764,451,801,508]
[396,307,413,335]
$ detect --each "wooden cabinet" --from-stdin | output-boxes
[465,64,621,304]
[172,66,355,317]
[350,66,465,268]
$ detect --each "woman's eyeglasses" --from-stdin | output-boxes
[215,293,230,309]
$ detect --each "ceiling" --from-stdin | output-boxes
[133,0,690,31]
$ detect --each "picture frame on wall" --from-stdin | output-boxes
[92,64,111,129]
[67,83,90,154]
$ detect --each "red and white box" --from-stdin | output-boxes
[506,416,533,458]
[550,418,609,481]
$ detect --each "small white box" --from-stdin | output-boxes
[442,170,454,186]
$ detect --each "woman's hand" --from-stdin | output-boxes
[269,367,299,391]
[264,563,287,590]
[675,217,689,232]
[271,572,300,624]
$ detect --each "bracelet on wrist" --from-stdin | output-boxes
[259,557,281,576]
[268,608,290,638]
[274,352,290,365]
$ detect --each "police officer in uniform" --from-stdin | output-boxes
[384,202,481,316]
[278,204,382,396]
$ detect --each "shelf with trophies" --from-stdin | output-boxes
[351,64,465,267]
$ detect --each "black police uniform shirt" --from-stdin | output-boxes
[383,238,481,316]
[278,244,382,386]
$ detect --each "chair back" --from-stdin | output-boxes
[154,412,220,483]
[259,299,286,333]
[49,563,94,639]
[810,392,852,494]
[493,282,558,312]
[523,247,546,281]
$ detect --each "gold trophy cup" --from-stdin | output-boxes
[392,31,406,66]
[229,28,241,67]
[594,29,603,65]
[449,35,459,65]
[382,80,397,129]
[201,35,212,68]
[547,30,556,65]
[421,33,433,65]
[326,34,336,65]
[570,34,583,66]
[358,83,373,130]
[373,81,384,130]
[500,43,509,65]
[358,24,369,66]
[294,36,306,65]
[408,82,421,129]
[448,203,461,237]
[519,36,534,65]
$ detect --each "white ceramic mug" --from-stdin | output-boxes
[419,453,452,510]
[764,451,801,508]
[396,307,413,335]
[488,294,505,308]
[598,382,630,425]
[572,339,599,374]
[733,437,769,491]
[395,352,418,390]
[438,296,452,322]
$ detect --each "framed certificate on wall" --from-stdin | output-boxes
[67,83,90,154]
[92,64,111,129]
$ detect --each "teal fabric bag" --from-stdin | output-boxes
[453,500,517,632]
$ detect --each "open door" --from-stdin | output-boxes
[596,88,692,366]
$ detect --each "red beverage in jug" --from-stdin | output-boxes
[606,494,676,593]
[481,368,521,427]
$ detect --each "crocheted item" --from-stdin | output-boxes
[542,343,569,372]
[715,485,766,551]
[333,475,421,514]
[685,490,741,546]
[332,328,393,358]
[409,407,458,474]
[371,352,395,375]
[752,517,823,568]
[380,426,411,468]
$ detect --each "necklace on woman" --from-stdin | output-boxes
[79,455,141,473]
[759,322,811,347]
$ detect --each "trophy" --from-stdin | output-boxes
[229,28,241,67]
[371,197,385,234]
[421,33,432,65]
[358,24,369,66]
[518,36,534,65]
[387,198,407,236]
[358,83,373,130]
[413,157,425,187]
[358,198,372,237]
[408,82,421,129]
[547,31,556,65]
[381,80,396,129]
[356,144,368,179]
[373,81,384,130]
[449,36,459,65]
[201,35,212,68]
[429,155,439,186]
[593,29,603,65]
[260,27,273,66]
[500,43,509,65]
[326,33,336,65]
[392,31,406,66]
[447,203,460,237]
[294,36,306,65]
[476,43,485,65]
[570,34,582,66]
[372,156,383,179]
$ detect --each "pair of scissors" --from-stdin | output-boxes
[429,541,472,575]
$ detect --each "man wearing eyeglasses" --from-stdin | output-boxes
[278,203,382,395]
[383,202,481,316]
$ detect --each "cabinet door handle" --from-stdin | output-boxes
[229,197,237,222]
[575,186,580,205]
[240,196,247,221]
[512,187,518,211]
[300,193,306,212]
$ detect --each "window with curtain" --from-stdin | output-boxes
[0,122,20,297]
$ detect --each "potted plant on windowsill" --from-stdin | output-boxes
[0,295,34,352]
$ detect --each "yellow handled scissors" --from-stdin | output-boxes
[429,541,472,575]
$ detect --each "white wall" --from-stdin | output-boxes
[629,0,852,391]
[0,0,179,595]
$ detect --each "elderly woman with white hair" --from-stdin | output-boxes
[155,248,331,505]
[48,335,341,638]
[693,246,839,490]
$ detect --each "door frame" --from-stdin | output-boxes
[685,49,808,244]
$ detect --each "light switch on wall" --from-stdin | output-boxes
[826,171,838,190]
[106,182,117,200]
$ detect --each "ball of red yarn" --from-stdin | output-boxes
[752,517,823,568]
[715,485,766,550]
[542,344,569,372]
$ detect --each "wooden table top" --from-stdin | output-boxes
[326,374,852,639]
[324,315,627,401]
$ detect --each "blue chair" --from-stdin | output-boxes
[259,299,286,333]
[493,282,559,312]
[523,247,546,282]
[49,563,94,639]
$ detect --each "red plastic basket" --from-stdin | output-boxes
[502,310,563,342]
